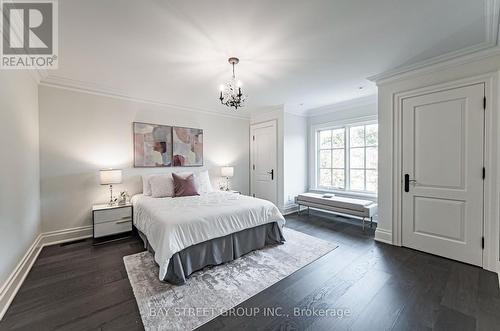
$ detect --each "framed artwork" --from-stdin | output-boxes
[133,122,172,167]
[172,126,203,166]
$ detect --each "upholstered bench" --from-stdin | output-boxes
[295,192,378,229]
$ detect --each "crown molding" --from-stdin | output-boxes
[370,45,500,86]
[368,0,500,84]
[303,94,378,118]
[39,75,251,120]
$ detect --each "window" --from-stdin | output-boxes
[316,122,378,194]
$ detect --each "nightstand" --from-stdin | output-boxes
[92,203,132,244]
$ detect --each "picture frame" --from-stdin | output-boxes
[133,122,173,168]
[172,126,204,167]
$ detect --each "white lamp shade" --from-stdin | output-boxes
[221,166,234,178]
[100,169,122,185]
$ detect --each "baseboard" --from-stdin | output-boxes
[0,233,43,320]
[0,225,93,320]
[497,261,500,289]
[282,203,299,216]
[374,228,393,245]
[40,225,93,247]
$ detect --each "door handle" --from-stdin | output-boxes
[267,169,274,180]
[404,174,417,192]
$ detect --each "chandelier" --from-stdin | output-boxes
[219,57,246,110]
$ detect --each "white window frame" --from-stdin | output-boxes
[309,115,378,198]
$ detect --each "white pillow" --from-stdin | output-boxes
[196,170,214,194]
[149,174,174,198]
[142,174,153,196]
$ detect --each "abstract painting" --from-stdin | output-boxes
[172,126,203,166]
[133,122,172,167]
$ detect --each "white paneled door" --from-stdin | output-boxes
[250,121,277,205]
[402,83,485,266]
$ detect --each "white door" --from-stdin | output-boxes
[402,83,484,266]
[251,121,277,205]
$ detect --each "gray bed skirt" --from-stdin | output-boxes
[138,222,285,284]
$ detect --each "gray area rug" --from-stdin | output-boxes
[123,227,338,331]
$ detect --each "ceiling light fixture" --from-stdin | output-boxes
[219,57,246,110]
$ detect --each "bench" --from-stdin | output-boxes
[296,192,378,229]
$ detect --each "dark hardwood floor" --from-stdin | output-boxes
[1,211,499,331]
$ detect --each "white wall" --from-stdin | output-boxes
[283,112,308,210]
[376,53,500,272]
[0,72,41,289]
[39,86,250,233]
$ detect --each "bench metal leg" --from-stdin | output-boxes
[362,217,365,230]
[370,217,373,228]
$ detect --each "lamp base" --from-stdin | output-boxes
[108,184,116,206]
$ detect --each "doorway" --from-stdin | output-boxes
[250,120,278,205]
[401,83,485,266]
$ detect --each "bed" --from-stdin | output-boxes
[131,191,286,284]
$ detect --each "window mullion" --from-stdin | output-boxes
[345,125,350,191]
[316,131,320,188]
[364,125,367,191]
[316,123,377,193]
[330,130,334,188]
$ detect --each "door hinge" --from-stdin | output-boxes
[482,236,485,249]
[483,96,486,110]
[252,164,255,170]
[482,167,485,180]
[252,135,255,141]
[252,193,256,197]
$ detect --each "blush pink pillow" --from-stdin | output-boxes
[172,173,199,197]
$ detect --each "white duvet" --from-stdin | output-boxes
[131,191,286,280]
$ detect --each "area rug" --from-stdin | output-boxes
[123,227,338,331]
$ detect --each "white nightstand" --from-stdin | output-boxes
[92,203,133,244]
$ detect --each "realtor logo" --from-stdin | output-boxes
[1,0,58,69]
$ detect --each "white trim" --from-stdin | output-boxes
[0,226,93,320]
[374,228,393,245]
[282,203,299,215]
[286,95,378,118]
[39,225,93,247]
[368,0,500,84]
[0,233,42,321]
[391,73,498,273]
[309,188,377,201]
[310,115,378,132]
[250,120,278,206]
[497,260,500,288]
[306,95,378,117]
[309,116,378,195]
[40,75,251,120]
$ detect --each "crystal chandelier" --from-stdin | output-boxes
[219,57,246,110]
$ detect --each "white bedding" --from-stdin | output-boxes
[131,191,286,280]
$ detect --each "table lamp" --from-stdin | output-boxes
[100,169,122,205]
[221,166,234,191]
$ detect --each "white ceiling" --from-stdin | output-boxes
[45,0,496,116]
